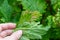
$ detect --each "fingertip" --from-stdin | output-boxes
[17,30,22,35]
[12,30,22,37]
[10,30,22,40]
[7,23,16,29]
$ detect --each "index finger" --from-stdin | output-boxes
[0,23,16,32]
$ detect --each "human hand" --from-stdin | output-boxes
[0,23,22,40]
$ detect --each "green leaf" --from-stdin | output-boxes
[14,22,50,40]
[13,10,50,40]
[51,0,57,5]
[0,0,13,22]
[18,11,42,25]
[20,36,30,40]
[21,0,46,13]
[18,11,31,25]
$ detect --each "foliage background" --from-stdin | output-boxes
[0,0,59,40]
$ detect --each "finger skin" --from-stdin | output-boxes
[0,30,22,40]
[10,30,22,40]
[0,30,13,38]
[0,23,16,32]
[0,23,22,40]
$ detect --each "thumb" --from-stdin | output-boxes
[10,30,22,40]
